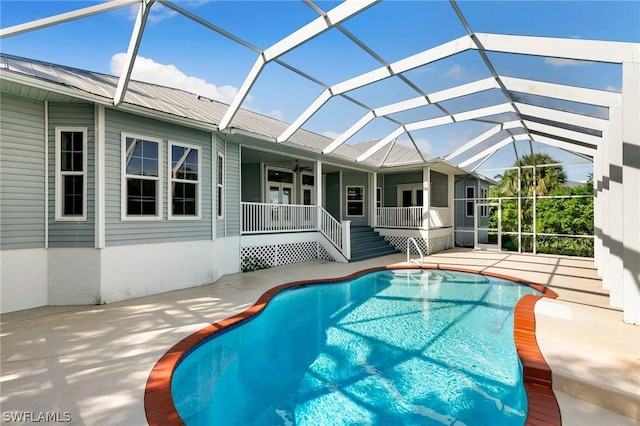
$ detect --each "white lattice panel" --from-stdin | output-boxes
[241,241,336,269]
[384,235,452,256]
[241,245,277,268]
[318,244,336,261]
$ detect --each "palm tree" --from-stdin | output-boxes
[493,153,566,197]
[490,153,567,251]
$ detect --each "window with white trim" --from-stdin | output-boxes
[465,186,475,217]
[56,127,87,221]
[376,187,382,208]
[217,152,224,218]
[480,187,488,217]
[346,185,364,217]
[122,134,161,219]
[169,142,200,218]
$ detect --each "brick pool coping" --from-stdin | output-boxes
[144,265,561,425]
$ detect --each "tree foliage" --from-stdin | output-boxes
[489,154,593,256]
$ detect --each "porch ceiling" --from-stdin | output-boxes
[1,1,638,174]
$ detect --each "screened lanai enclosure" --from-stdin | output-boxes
[1,0,639,323]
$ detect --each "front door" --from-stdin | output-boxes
[474,202,501,251]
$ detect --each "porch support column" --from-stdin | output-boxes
[422,166,430,229]
[369,172,377,227]
[622,61,640,324]
[606,105,624,308]
[316,160,323,230]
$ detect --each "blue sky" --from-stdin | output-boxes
[1,1,639,180]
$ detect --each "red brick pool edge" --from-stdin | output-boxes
[144,265,561,426]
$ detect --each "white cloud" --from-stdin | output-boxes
[110,53,240,104]
[413,137,432,154]
[322,131,342,139]
[442,64,463,79]
[605,85,620,92]
[544,57,586,67]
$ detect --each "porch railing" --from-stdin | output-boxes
[377,207,423,228]
[319,206,343,253]
[242,202,317,233]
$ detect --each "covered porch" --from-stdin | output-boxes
[238,147,460,263]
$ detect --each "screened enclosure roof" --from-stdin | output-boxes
[1,0,639,176]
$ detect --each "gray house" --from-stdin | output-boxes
[454,174,494,248]
[1,54,469,314]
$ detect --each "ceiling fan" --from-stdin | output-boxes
[292,160,312,173]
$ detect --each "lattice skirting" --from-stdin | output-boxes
[241,241,336,269]
[384,235,452,256]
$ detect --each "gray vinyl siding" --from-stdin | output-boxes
[104,108,213,245]
[342,169,368,226]
[215,136,240,238]
[47,102,95,247]
[430,171,448,208]
[455,178,478,229]
[241,163,261,202]
[0,94,45,249]
[325,172,340,221]
[225,142,240,236]
[382,171,422,207]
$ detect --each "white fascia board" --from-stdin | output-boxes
[515,102,609,131]
[323,111,376,154]
[263,0,379,61]
[458,135,522,168]
[532,134,596,156]
[475,33,640,64]
[356,127,405,162]
[453,103,514,122]
[429,77,499,103]
[501,76,622,108]
[0,69,114,105]
[218,55,266,131]
[374,97,429,116]
[525,120,601,147]
[0,0,139,38]
[277,89,332,143]
[114,0,154,106]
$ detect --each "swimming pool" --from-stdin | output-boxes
[170,269,541,425]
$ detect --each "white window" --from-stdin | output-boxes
[346,185,365,217]
[217,152,224,218]
[480,187,488,217]
[169,142,201,219]
[56,127,87,221]
[376,187,382,208]
[466,186,475,217]
[121,133,162,220]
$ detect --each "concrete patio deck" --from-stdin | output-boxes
[1,249,638,425]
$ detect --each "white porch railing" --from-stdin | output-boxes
[377,207,423,228]
[242,202,317,233]
[319,206,343,251]
[376,207,454,229]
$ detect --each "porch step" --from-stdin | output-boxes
[349,226,399,262]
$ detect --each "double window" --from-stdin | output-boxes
[56,127,87,221]
[122,134,161,219]
[169,142,200,218]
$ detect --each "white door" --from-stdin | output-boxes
[474,202,501,251]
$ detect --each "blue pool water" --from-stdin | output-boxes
[172,269,540,425]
